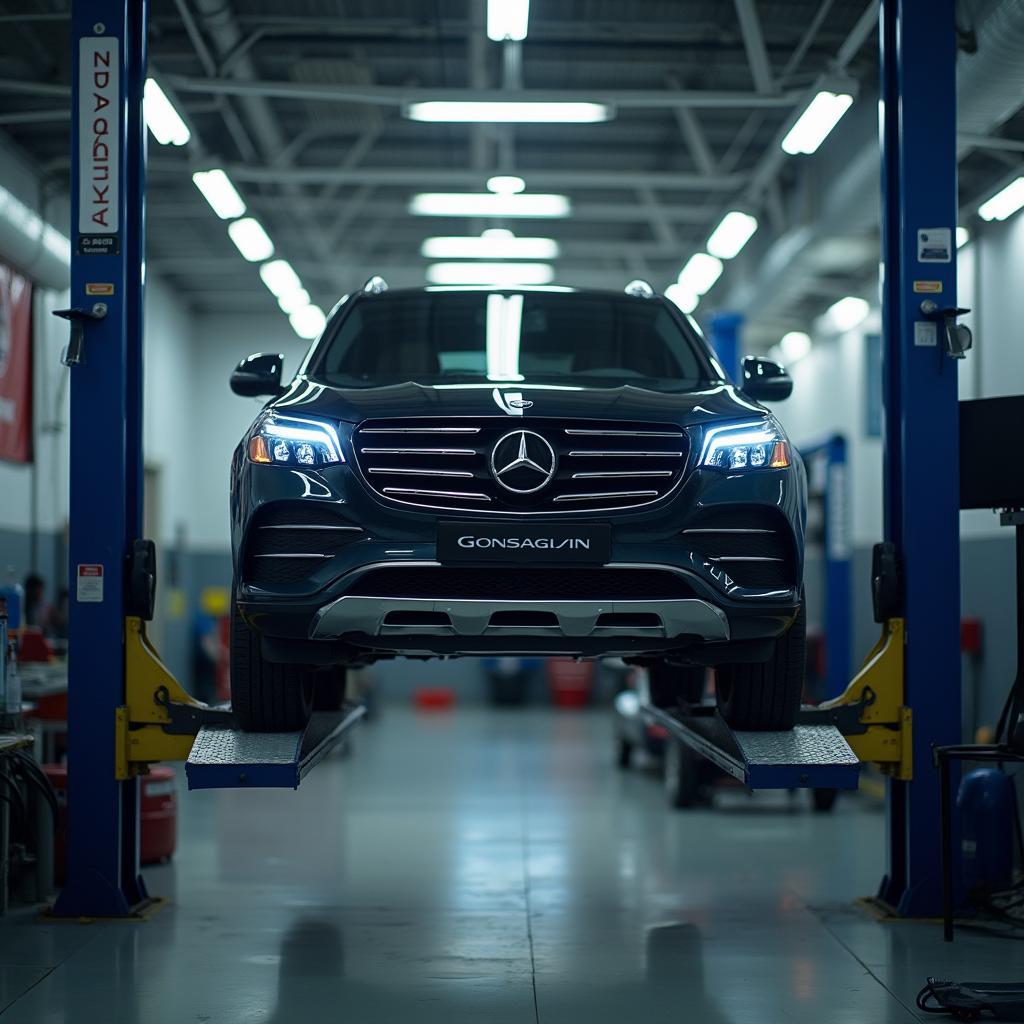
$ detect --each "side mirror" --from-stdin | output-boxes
[741,356,793,402]
[230,352,284,397]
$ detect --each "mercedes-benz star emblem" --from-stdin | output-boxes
[490,430,556,494]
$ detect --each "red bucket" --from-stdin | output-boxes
[546,658,594,708]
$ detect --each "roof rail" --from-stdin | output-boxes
[363,275,389,295]
[624,279,655,298]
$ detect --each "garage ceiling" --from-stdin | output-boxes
[0,1,1019,348]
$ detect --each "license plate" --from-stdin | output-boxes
[437,522,611,564]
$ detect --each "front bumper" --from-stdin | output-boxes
[231,437,805,661]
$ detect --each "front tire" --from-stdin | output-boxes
[230,595,314,732]
[715,602,806,731]
[664,739,701,809]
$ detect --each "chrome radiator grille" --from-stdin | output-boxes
[352,417,689,513]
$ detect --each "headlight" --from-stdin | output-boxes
[248,414,344,467]
[700,421,791,471]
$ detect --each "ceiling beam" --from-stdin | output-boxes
[959,132,1024,153]
[162,75,802,109]
[733,0,776,94]
[157,162,748,191]
[148,197,713,224]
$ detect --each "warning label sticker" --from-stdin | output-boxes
[913,280,943,293]
[914,322,938,347]
[917,228,952,263]
[77,564,104,603]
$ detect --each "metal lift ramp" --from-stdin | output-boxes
[117,615,365,792]
[186,705,366,790]
[644,704,860,791]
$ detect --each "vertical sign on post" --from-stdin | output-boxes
[878,0,962,916]
[77,36,120,256]
[53,0,149,919]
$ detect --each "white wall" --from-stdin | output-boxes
[0,275,196,550]
[771,217,1024,548]
[185,313,312,551]
[773,317,884,547]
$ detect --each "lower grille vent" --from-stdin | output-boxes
[244,503,362,587]
[683,509,795,589]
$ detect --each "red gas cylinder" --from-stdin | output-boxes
[44,763,177,880]
[140,766,178,865]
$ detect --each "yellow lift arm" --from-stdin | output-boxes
[115,616,232,779]
[814,617,912,780]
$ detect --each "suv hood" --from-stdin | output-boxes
[272,377,767,428]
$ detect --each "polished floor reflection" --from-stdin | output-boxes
[1,705,1022,1022]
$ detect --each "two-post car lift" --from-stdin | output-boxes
[52,0,362,918]
[52,0,967,919]
[648,0,965,918]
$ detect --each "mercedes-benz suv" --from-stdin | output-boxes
[228,283,806,732]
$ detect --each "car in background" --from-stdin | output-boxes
[227,282,807,732]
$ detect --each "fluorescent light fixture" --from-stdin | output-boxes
[410,193,570,218]
[192,168,245,219]
[420,232,559,259]
[487,0,529,41]
[487,174,526,194]
[707,211,758,260]
[259,259,303,297]
[143,78,190,146]
[781,90,854,155]
[227,217,274,261]
[665,283,699,314]
[956,226,970,248]
[486,293,525,381]
[677,253,723,296]
[780,331,812,363]
[978,176,1024,222]
[827,295,869,332]
[277,288,310,315]
[289,304,327,340]
[425,262,554,285]
[405,101,611,123]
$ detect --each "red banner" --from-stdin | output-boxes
[0,262,32,463]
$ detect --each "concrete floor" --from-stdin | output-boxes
[2,704,1023,1022]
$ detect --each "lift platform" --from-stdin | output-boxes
[117,615,365,791]
[643,704,860,790]
[186,704,366,791]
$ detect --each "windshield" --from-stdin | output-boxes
[309,290,717,391]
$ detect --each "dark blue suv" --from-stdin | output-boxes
[228,284,806,732]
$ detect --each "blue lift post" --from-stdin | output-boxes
[878,0,962,916]
[708,311,743,383]
[802,435,852,700]
[53,0,151,916]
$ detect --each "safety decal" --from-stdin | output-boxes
[912,281,942,293]
[76,564,104,603]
